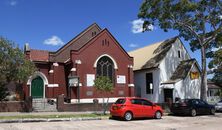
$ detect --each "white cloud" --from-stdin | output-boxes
[43,36,64,46]
[219,15,222,20]
[129,43,139,48]
[131,19,154,34]
[212,47,221,52]
[131,19,144,34]
[9,0,17,6]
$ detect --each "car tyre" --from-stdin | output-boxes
[210,108,215,115]
[124,112,133,121]
[191,109,197,117]
[155,111,162,119]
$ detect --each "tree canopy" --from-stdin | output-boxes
[208,48,222,84]
[0,37,36,100]
[94,76,113,114]
[138,0,222,101]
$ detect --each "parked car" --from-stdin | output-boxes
[215,100,222,112]
[110,97,163,121]
[171,99,215,116]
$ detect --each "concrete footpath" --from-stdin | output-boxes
[0,111,109,123]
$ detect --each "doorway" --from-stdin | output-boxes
[164,89,173,103]
[31,76,44,98]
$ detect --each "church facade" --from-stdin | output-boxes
[24,23,134,103]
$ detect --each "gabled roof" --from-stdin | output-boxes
[128,37,178,71]
[162,59,200,84]
[27,23,132,63]
[51,23,101,55]
[170,59,197,80]
[73,28,133,59]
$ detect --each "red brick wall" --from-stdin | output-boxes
[57,95,112,112]
[24,28,134,100]
[70,29,134,99]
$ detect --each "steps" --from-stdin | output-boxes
[32,98,57,112]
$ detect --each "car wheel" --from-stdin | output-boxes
[191,109,197,117]
[210,108,215,115]
[124,112,133,121]
[155,111,162,119]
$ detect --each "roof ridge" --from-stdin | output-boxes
[128,36,178,53]
[30,49,49,52]
[51,23,101,54]
[128,40,165,53]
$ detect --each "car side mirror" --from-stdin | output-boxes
[152,103,156,106]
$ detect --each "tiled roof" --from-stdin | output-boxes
[26,23,101,63]
[128,37,178,71]
[30,49,49,62]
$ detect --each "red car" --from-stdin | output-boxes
[110,97,163,121]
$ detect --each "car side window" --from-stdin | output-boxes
[192,100,199,105]
[142,99,152,106]
[131,99,142,105]
[198,100,207,105]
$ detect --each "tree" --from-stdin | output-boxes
[0,37,36,101]
[94,76,113,115]
[138,0,222,101]
[208,48,222,84]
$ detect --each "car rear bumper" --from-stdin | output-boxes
[110,109,125,117]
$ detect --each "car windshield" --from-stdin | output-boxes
[115,99,126,104]
[219,100,222,103]
[177,99,189,103]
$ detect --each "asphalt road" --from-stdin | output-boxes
[0,113,222,130]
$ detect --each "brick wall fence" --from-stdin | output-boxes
[0,97,32,112]
[57,95,112,112]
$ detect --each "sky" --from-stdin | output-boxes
[0,0,201,64]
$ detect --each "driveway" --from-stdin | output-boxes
[0,113,222,130]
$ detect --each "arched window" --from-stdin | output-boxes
[96,56,114,81]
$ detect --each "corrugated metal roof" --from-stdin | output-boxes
[129,37,178,71]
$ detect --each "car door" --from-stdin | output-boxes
[193,99,207,114]
[198,100,211,114]
[130,99,143,117]
[192,99,202,114]
[141,99,155,117]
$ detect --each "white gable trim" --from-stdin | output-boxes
[93,54,118,69]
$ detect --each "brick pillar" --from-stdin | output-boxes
[129,86,135,97]
[57,94,65,112]
[24,96,32,112]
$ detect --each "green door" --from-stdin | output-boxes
[31,76,44,98]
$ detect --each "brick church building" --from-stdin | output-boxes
[24,23,134,103]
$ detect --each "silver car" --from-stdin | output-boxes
[215,100,222,112]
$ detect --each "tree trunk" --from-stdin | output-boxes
[200,46,208,101]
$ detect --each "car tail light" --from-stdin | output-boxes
[119,105,126,109]
[112,105,126,110]
[181,102,187,107]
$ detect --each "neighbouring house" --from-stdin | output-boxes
[23,23,134,103]
[128,37,201,103]
[207,81,222,103]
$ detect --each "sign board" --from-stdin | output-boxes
[86,74,95,87]
[68,76,79,87]
[190,72,199,79]
[117,75,126,84]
